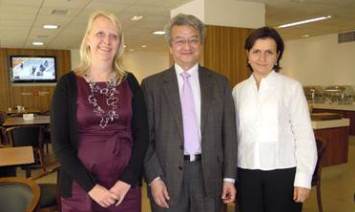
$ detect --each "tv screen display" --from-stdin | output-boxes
[10,56,57,83]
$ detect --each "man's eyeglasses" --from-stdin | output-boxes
[172,38,200,47]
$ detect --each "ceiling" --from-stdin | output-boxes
[241,0,355,40]
[0,0,355,52]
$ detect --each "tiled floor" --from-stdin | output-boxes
[29,137,355,212]
[302,136,355,212]
[143,137,355,212]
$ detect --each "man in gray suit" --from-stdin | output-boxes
[142,13,237,212]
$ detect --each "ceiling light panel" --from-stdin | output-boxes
[131,15,143,21]
[152,30,165,35]
[278,15,332,28]
[43,24,59,29]
[32,41,44,46]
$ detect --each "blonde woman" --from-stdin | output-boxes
[51,11,148,211]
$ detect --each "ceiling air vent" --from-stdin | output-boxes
[338,31,355,43]
[51,9,68,16]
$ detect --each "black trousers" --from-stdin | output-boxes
[236,167,302,212]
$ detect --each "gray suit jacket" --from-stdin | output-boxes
[142,65,237,205]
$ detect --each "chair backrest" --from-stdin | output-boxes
[312,138,327,186]
[0,112,7,144]
[0,111,6,125]
[0,177,40,212]
[39,110,50,116]
[6,126,40,148]
[30,164,61,210]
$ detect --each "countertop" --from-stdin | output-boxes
[312,118,350,130]
[312,103,355,111]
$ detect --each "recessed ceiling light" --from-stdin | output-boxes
[278,15,332,28]
[32,41,44,46]
[123,44,127,48]
[131,15,143,21]
[129,49,135,52]
[141,45,147,48]
[153,30,165,35]
[43,24,59,29]
[302,34,310,38]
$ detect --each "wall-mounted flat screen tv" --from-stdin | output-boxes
[9,56,57,83]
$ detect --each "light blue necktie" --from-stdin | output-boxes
[180,72,200,155]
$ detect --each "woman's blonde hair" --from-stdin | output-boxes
[75,10,126,82]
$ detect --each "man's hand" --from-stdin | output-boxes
[293,186,311,203]
[150,178,170,208]
[221,182,236,204]
[110,181,131,206]
[88,184,119,208]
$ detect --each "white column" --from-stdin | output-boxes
[171,0,265,28]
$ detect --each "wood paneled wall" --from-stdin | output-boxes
[0,48,71,112]
[203,25,252,87]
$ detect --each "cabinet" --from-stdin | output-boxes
[314,126,349,167]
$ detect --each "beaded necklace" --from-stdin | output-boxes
[86,75,119,128]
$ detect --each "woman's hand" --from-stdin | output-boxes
[109,180,131,206]
[293,186,311,203]
[88,184,119,208]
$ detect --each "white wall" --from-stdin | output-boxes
[171,0,205,21]
[283,33,355,86]
[70,49,169,83]
[70,49,80,70]
[122,50,169,82]
[71,32,355,87]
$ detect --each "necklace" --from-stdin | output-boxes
[86,76,119,128]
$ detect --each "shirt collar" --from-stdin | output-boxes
[175,63,199,79]
[248,70,278,87]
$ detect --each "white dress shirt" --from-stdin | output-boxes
[232,71,317,188]
[175,64,234,183]
[175,64,202,155]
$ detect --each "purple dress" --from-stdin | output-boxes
[61,76,141,212]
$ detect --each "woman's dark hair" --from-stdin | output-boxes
[244,26,284,72]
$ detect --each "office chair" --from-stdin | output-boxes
[312,138,327,212]
[0,111,7,145]
[0,177,40,212]
[30,163,61,211]
[6,126,46,177]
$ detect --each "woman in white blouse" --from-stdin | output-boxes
[232,26,317,212]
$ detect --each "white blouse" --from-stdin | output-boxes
[232,71,317,188]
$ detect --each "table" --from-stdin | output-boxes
[0,146,34,167]
[313,104,355,135]
[2,115,50,165]
[6,109,41,116]
[3,115,50,127]
[0,146,35,177]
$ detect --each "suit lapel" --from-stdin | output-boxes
[199,66,213,138]
[162,67,184,141]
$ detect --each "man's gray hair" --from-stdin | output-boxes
[165,13,205,45]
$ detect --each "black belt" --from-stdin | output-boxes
[184,154,201,162]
